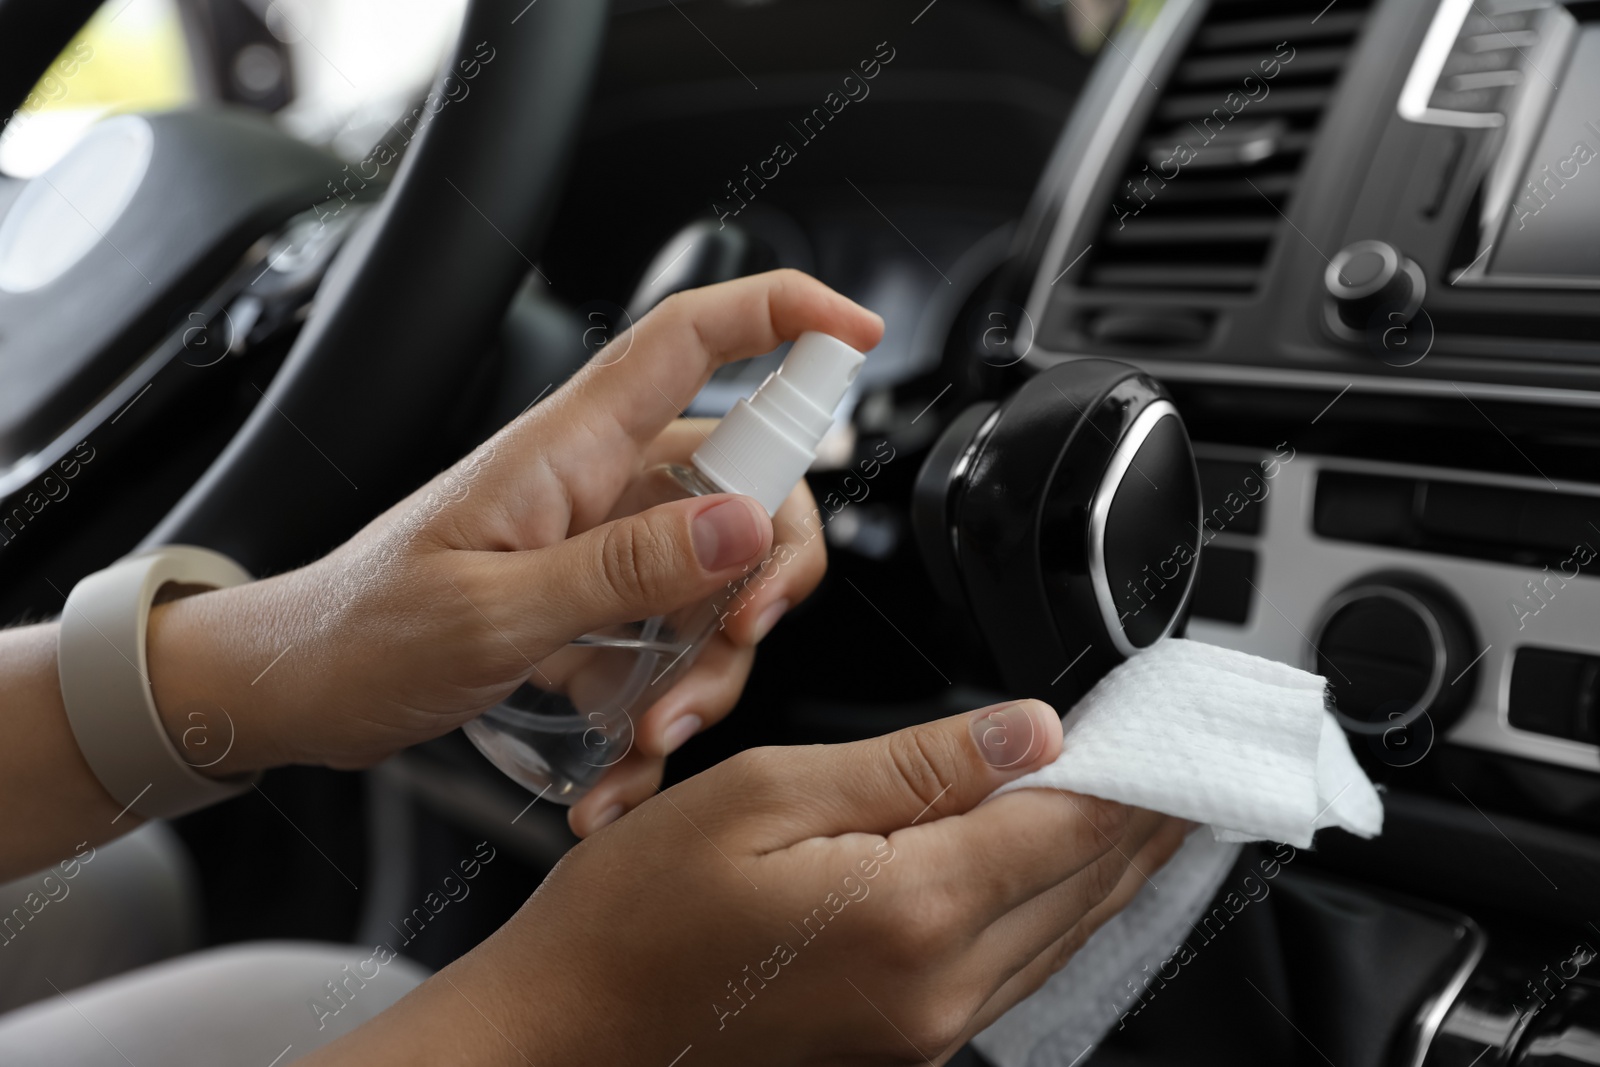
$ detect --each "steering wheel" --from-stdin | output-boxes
[0,0,606,590]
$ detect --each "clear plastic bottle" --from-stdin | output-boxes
[464,331,867,804]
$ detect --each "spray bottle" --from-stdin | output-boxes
[464,331,866,802]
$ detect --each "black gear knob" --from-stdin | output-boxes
[913,359,1203,706]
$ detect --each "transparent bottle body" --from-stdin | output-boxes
[464,464,727,804]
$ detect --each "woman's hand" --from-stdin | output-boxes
[305,700,1191,1067]
[145,270,883,833]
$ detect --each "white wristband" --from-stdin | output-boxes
[58,545,260,820]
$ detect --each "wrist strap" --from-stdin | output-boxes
[58,545,260,820]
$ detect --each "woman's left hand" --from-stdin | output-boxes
[145,270,883,835]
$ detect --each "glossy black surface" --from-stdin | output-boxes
[1316,575,1477,734]
[146,0,607,576]
[1100,412,1199,648]
[916,358,1200,705]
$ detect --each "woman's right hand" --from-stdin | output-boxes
[308,699,1189,1066]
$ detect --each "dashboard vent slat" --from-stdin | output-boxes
[1195,11,1366,50]
[1156,86,1334,123]
[1177,45,1348,84]
[1090,264,1262,290]
[1143,171,1297,206]
[1105,217,1279,245]
[1069,0,1372,298]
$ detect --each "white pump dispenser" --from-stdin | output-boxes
[692,331,865,514]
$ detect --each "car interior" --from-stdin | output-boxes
[3,0,1600,1063]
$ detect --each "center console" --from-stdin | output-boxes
[1000,0,1600,1062]
[1014,0,1600,778]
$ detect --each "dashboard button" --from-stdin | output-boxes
[1509,647,1600,744]
[1323,239,1426,344]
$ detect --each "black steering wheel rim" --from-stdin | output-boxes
[150,0,607,576]
[4,0,606,581]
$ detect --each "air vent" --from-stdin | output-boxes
[1081,0,1373,294]
[1398,0,1574,129]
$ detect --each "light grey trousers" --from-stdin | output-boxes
[0,941,429,1065]
[0,824,428,1065]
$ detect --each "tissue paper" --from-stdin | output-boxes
[976,638,1382,1067]
[992,638,1382,847]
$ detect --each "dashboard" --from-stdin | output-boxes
[1013,0,1600,783]
[992,4,1600,1056]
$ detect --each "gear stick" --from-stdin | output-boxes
[913,359,1203,705]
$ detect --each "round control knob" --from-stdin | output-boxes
[1312,576,1476,736]
[1323,240,1425,343]
[913,360,1201,707]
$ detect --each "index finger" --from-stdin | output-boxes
[526,270,883,528]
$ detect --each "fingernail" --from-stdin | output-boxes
[660,713,703,755]
[589,804,624,832]
[969,700,1054,769]
[752,599,789,642]
[693,499,763,571]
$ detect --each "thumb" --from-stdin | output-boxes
[497,493,772,649]
[770,700,1064,840]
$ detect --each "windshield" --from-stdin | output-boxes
[2,0,468,179]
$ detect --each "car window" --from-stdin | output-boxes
[267,0,468,160]
[1,0,194,178]
[1,0,468,179]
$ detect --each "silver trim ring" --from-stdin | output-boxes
[945,405,1004,572]
[1311,584,1449,735]
[1396,0,1503,129]
[1401,917,1488,1067]
[1087,399,1199,658]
